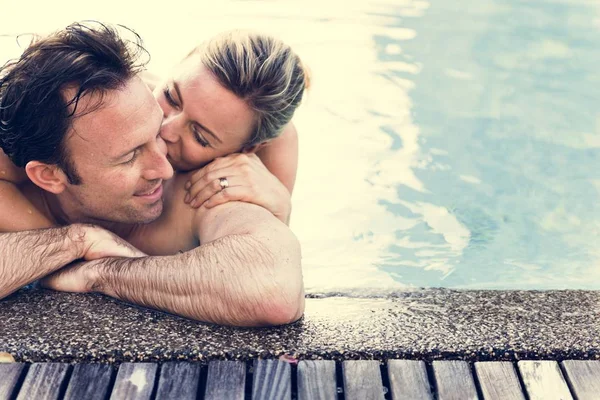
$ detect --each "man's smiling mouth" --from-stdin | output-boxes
[136,183,163,197]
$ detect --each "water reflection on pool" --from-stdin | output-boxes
[3,0,599,293]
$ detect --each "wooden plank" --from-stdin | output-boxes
[0,363,27,400]
[561,361,600,400]
[432,361,478,400]
[16,363,70,400]
[64,364,114,400]
[155,362,202,400]
[297,360,337,400]
[387,360,433,400]
[342,360,384,400]
[518,361,573,400]
[109,363,157,400]
[474,362,525,400]
[204,361,245,400]
[252,360,291,400]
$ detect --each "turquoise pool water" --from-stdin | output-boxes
[2,0,599,293]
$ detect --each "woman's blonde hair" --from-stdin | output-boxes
[190,30,309,148]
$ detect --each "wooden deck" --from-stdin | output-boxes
[0,359,597,399]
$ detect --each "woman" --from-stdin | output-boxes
[0,29,308,230]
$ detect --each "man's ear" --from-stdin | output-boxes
[242,142,269,154]
[25,161,68,194]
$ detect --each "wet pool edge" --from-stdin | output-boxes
[1,288,598,363]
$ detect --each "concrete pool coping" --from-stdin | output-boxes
[1,287,599,363]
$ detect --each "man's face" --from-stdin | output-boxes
[60,76,174,225]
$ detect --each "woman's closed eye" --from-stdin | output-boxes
[193,127,210,148]
[163,86,178,108]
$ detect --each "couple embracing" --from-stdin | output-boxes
[0,21,308,327]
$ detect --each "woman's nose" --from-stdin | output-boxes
[160,114,182,144]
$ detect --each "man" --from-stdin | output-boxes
[0,22,304,327]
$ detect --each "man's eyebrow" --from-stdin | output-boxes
[174,81,223,145]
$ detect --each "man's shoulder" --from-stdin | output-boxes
[162,172,192,211]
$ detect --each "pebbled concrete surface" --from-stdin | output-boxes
[1,287,599,364]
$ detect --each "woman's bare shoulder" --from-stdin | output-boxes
[0,149,27,183]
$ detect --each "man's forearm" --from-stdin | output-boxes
[0,226,84,299]
[91,232,303,327]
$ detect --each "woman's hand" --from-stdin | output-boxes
[184,153,292,224]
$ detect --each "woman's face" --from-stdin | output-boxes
[154,54,256,171]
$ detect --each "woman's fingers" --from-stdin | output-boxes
[185,158,231,190]
[188,176,221,207]
[184,166,232,203]
[185,162,260,204]
[185,153,261,192]
[202,186,253,209]
[188,175,246,208]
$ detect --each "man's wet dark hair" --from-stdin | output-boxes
[0,21,149,184]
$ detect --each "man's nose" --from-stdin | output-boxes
[144,138,174,181]
[160,113,182,144]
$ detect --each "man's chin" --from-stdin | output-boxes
[130,201,164,224]
[142,203,164,223]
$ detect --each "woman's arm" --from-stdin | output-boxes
[0,149,28,183]
[255,122,299,195]
[0,182,55,232]
[0,150,54,232]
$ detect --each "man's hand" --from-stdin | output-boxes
[0,223,144,300]
[39,260,96,293]
[183,153,292,223]
[39,226,147,294]
[75,224,147,260]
